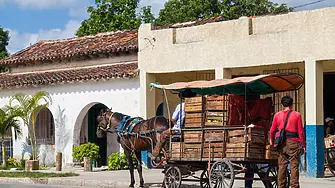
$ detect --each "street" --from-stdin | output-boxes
[0,184,80,188]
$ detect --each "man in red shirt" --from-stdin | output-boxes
[270,96,305,188]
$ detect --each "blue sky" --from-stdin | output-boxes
[0,0,335,54]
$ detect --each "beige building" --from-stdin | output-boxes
[139,7,335,178]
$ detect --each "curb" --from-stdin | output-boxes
[0,177,166,188]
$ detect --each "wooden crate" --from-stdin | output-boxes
[185,113,203,128]
[185,97,204,113]
[184,131,202,143]
[204,130,225,142]
[265,145,278,159]
[204,111,228,127]
[203,142,225,158]
[170,142,183,158]
[206,95,229,111]
[228,127,266,144]
[226,143,265,160]
[184,143,201,158]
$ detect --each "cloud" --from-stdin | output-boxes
[139,0,167,16]
[6,20,81,54]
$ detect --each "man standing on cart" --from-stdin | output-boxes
[270,96,306,188]
[325,117,335,137]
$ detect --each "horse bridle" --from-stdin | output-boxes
[98,112,115,132]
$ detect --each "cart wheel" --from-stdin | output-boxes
[209,159,235,188]
[326,148,335,176]
[200,170,210,188]
[164,166,182,188]
[266,166,290,188]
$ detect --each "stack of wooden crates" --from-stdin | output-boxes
[226,127,266,159]
[170,95,228,159]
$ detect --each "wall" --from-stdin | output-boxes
[139,7,335,73]
[0,78,140,165]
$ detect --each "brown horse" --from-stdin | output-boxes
[96,109,170,188]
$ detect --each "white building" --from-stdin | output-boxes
[0,30,140,166]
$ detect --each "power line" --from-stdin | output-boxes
[293,0,328,9]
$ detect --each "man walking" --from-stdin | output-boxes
[270,96,306,188]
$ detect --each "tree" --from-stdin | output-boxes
[76,0,155,37]
[0,27,9,59]
[8,91,52,161]
[0,108,22,168]
[155,0,293,26]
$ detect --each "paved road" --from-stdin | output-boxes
[0,183,80,188]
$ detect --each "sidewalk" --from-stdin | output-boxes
[0,166,334,188]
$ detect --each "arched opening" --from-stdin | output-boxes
[74,103,119,167]
[35,108,55,145]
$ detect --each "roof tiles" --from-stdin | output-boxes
[0,30,138,67]
[0,62,138,89]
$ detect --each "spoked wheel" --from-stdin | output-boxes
[200,169,210,188]
[326,148,335,176]
[164,166,182,188]
[266,166,290,188]
[209,159,235,188]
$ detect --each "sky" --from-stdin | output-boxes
[0,0,335,55]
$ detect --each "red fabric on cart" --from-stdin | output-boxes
[228,94,246,125]
[248,97,272,121]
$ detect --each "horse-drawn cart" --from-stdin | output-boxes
[150,73,304,188]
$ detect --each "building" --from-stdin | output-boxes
[0,30,140,166]
[139,7,335,178]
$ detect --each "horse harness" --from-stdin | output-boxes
[100,113,158,153]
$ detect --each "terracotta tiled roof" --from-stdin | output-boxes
[0,30,138,67]
[0,62,138,89]
[153,16,225,30]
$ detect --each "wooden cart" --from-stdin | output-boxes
[325,136,335,176]
[150,73,304,188]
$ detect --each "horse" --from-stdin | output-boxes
[96,109,171,188]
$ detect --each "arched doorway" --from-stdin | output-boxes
[35,108,55,145]
[75,103,113,167]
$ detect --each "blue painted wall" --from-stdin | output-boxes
[306,125,324,178]
[141,150,152,169]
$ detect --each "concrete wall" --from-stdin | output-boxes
[0,78,140,165]
[139,7,335,73]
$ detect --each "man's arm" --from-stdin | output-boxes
[269,114,278,146]
[297,114,306,149]
[326,127,331,137]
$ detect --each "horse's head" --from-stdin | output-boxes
[96,108,123,135]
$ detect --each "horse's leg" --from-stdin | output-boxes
[125,149,135,188]
[135,151,144,188]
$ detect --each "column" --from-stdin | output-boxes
[140,71,156,169]
[305,59,324,178]
[215,67,232,79]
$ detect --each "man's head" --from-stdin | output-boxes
[281,96,293,108]
[178,89,196,99]
[325,117,334,127]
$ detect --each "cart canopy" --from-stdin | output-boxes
[150,73,304,96]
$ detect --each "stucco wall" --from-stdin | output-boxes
[0,78,140,165]
[139,7,335,73]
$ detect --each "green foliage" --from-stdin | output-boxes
[6,157,19,167]
[7,91,52,160]
[0,107,22,169]
[20,159,26,170]
[0,27,9,59]
[76,0,155,37]
[72,142,100,161]
[108,152,137,170]
[155,0,293,26]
